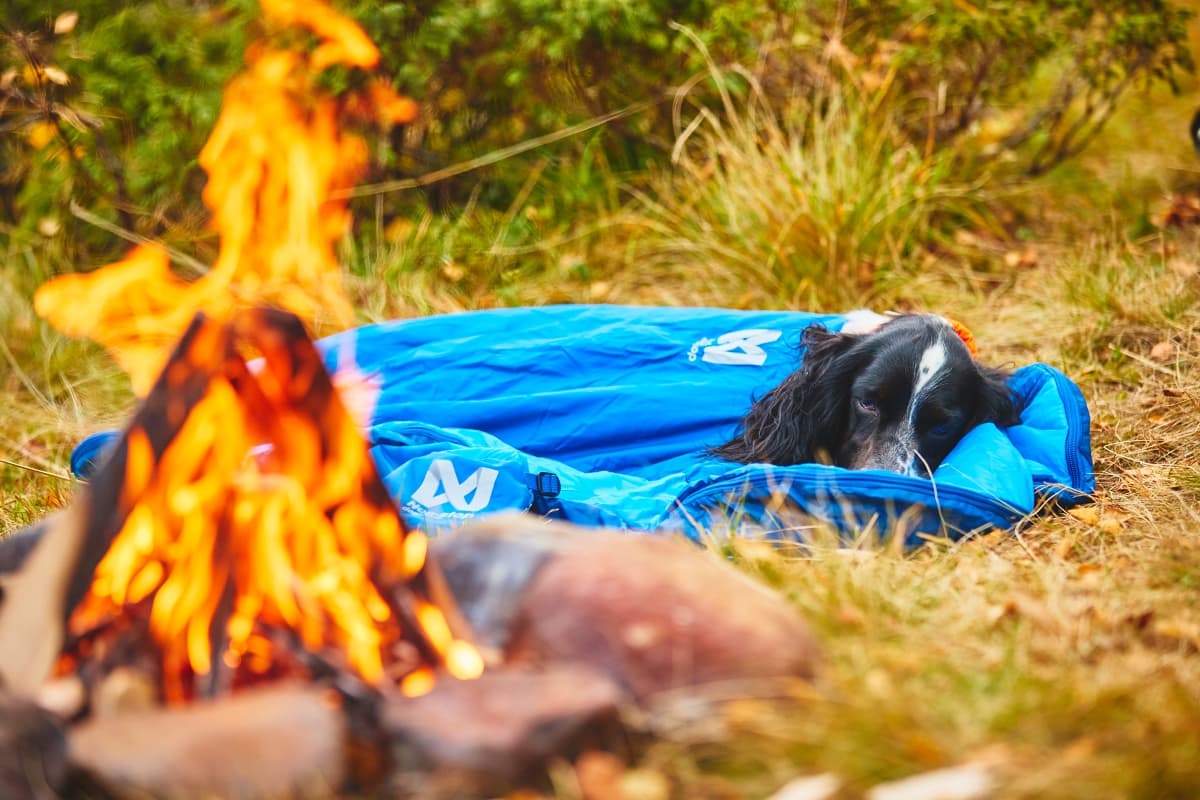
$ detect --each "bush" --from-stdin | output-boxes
[2,1,253,262]
[1,0,1193,276]
[799,0,1194,176]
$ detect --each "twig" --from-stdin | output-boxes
[0,457,72,481]
[68,200,211,278]
[337,99,660,199]
[1113,346,1180,380]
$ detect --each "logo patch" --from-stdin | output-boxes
[689,328,782,366]
[410,459,499,512]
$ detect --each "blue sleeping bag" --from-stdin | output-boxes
[72,305,1094,546]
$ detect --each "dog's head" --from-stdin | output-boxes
[711,314,1021,476]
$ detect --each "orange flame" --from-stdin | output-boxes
[33,0,416,395]
[63,310,481,703]
[42,0,480,700]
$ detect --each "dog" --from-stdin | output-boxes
[711,313,1020,476]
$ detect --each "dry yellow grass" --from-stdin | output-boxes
[6,226,1200,798]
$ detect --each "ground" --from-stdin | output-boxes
[4,32,1200,800]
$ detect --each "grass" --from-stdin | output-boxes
[6,37,1200,800]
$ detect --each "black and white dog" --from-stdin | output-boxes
[711,313,1020,477]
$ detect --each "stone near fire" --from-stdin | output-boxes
[383,663,625,798]
[0,690,69,800]
[436,514,821,703]
[68,683,345,798]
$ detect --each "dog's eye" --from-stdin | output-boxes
[855,398,878,415]
[930,423,949,437]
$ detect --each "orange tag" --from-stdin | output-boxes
[947,318,978,357]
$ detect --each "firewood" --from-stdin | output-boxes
[382,663,625,798]
[68,683,345,798]
[0,502,89,696]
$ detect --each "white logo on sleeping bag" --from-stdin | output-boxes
[689,328,782,366]
[411,459,499,512]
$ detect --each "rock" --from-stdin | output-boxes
[0,515,53,575]
[382,663,625,797]
[68,683,345,798]
[0,689,69,800]
[503,524,819,701]
[437,514,820,703]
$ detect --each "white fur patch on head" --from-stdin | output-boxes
[913,338,949,397]
[840,309,893,335]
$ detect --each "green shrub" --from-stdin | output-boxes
[2,1,253,262]
[799,0,1194,177]
[1,0,1193,279]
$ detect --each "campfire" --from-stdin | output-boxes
[55,308,482,707]
[0,0,819,795]
[9,0,485,716]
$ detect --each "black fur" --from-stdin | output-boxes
[710,315,1021,475]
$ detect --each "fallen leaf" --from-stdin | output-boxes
[1003,247,1039,270]
[53,11,79,34]
[1067,507,1100,526]
[1097,512,1127,535]
[1066,506,1128,534]
[1053,532,1077,560]
[1150,341,1178,362]
[41,66,70,86]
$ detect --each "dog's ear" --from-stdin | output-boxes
[975,364,1022,428]
[710,325,862,465]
